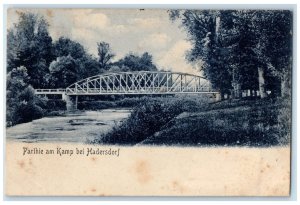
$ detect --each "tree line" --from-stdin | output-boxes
[6,12,157,126]
[6,10,292,126]
[169,10,292,99]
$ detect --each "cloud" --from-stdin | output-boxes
[108,24,128,34]
[157,40,200,75]
[70,10,110,30]
[45,9,111,42]
[138,33,171,50]
[129,17,162,29]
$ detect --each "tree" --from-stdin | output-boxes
[170,10,233,99]
[226,10,259,98]
[7,30,18,71]
[251,10,292,98]
[7,12,54,88]
[113,52,157,72]
[79,54,104,78]
[6,66,47,126]
[97,42,115,70]
[169,9,292,99]
[53,37,86,59]
[53,37,104,80]
[49,56,78,88]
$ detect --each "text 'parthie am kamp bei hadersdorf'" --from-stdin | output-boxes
[22,147,120,157]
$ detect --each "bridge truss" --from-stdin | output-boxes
[64,71,217,95]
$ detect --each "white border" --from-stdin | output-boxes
[1,1,299,204]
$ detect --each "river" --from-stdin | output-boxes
[6,109,131,144]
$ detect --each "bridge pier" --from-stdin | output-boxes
[215,93,221,102]
[62,93,78,111]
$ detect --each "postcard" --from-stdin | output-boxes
[5,8,292,196]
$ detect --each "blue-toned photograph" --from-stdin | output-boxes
[4,8,293,197]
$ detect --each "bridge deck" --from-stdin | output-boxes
[35,89,66,95]
[66,87,218,95]
[35,89,218,95]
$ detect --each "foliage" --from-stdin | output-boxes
[46,99,66,110]
[78,97,160,110]
[53,37,86,59]
[92,96,210,145]
[97,41,115,70]
[112,52,157,72]
[7,12,53,88]
[78,101,117,110]
[93,97,289,146]
[49,56,78,88]
[53,37,103,79]
[6,67,48,126]
[169,10,292,98]
[6,10,292,132]
[7,11,162,126]
[142,99,289,146]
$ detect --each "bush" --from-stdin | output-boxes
[115,97,144,107]
[141,99,289,146]
[17,101,45,123]
[6,85,48,126]
[93,97,290,146]
[92,96,209,145]
[6,67,50,127]
[78,101,117,110]
[46,99,66,110]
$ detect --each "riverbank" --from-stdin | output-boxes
[5,142,290,196]
[95,97,291,146]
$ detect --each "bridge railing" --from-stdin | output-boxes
[35,89,66,93]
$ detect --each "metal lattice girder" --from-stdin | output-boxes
[65,71,217,95]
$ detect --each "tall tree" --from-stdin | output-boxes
[170,10,233,99]
[79,54,104,78]
[227,10,259,98]
[53,37,103,80]
[49,56,77,88]
[251,10,292,98]
[7,12,54,88]
[53,37,86,59]
[169,9,292,99]
[113,52,157,72]
[97,41,115,70]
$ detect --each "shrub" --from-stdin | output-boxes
[6,67,50,126]
[142,100,289,146]
[115,97,143,107]
[78,101,117,110]
[93,97,290,146]
[6,84,48,126]
[46,99,66,110]
[93,96,209,145]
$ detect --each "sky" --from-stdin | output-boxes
[7,8,201,75]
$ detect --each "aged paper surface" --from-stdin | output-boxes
[6,143,290,196]
[5,8,292,196]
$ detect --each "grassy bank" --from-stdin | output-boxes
[93,97,291,146]
[92,95,211,145]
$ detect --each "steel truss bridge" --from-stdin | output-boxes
[35,71,218,96]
